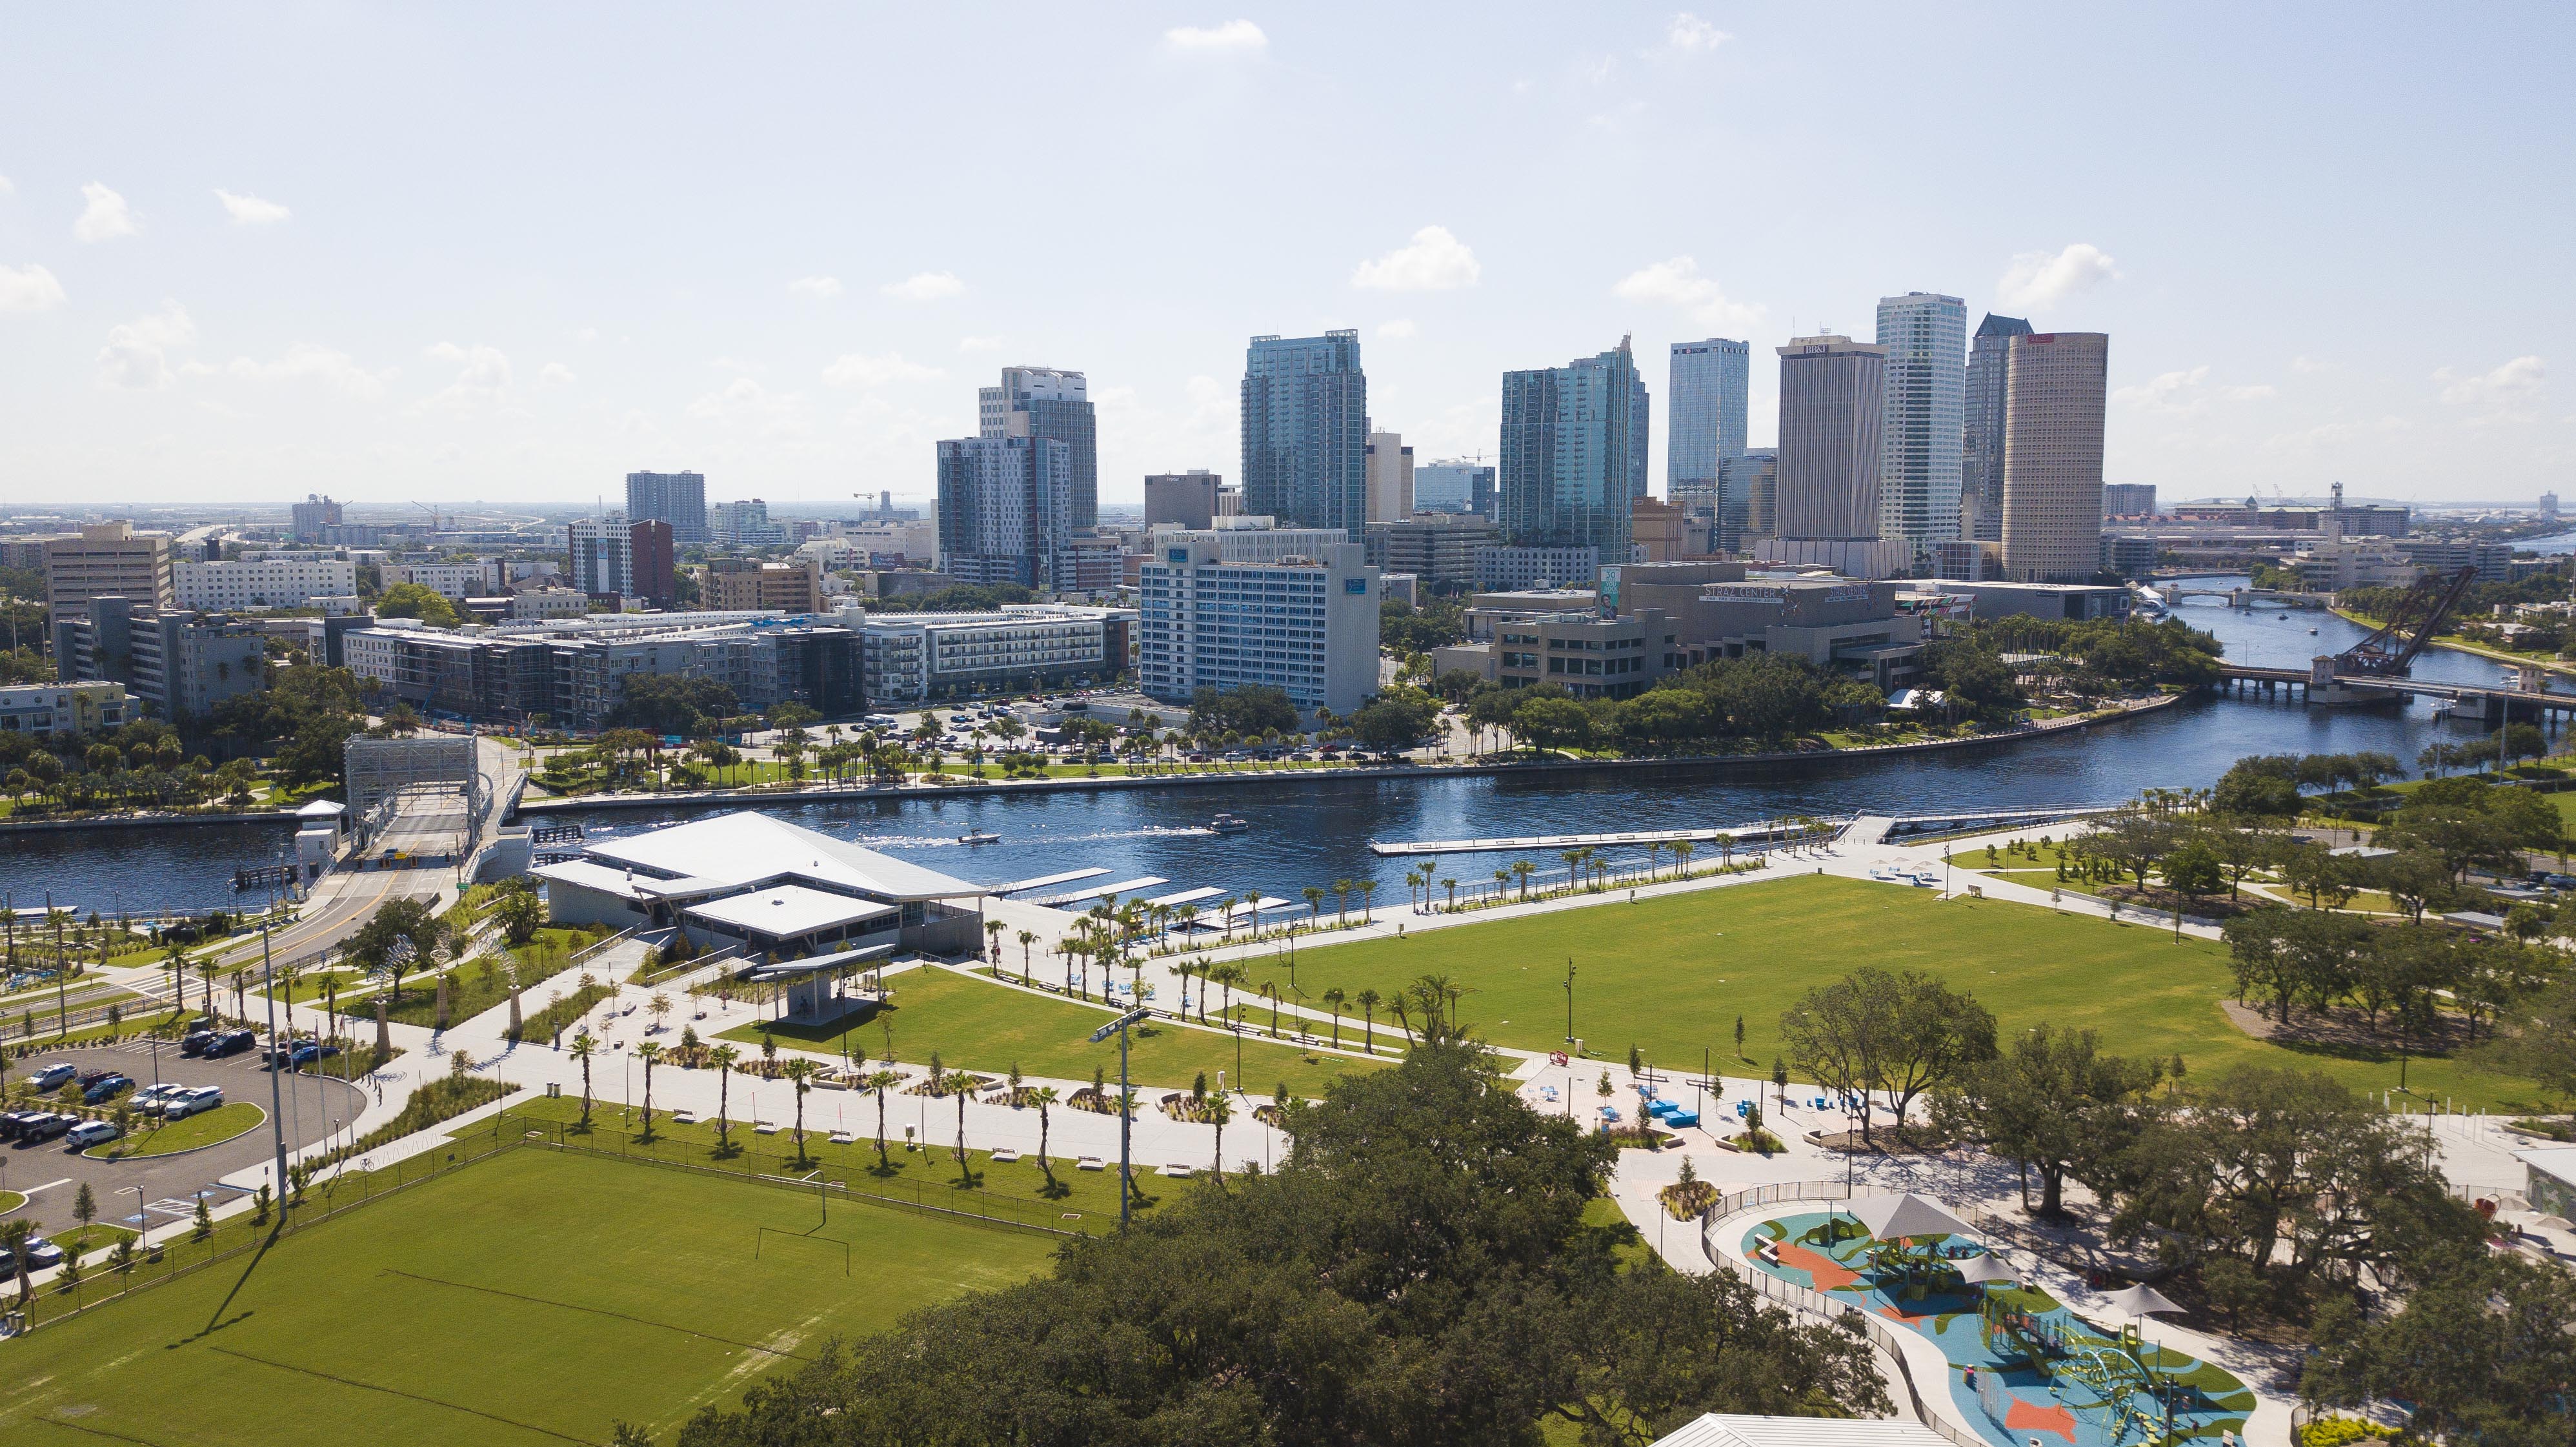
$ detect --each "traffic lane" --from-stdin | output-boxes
[3,1040,370,1237]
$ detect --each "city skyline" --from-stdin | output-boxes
[0,5,2567,509]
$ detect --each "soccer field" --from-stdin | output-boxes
[0,1148,1058,1446]
[1280,873,2541,1111]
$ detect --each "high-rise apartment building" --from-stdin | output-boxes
[936,434,1073,589]
[569,514,636,599]
[1364,428,1415,522]
[1717,450,1777,552]
[1876,292,1966,565]
[1242,331,1368,539]
[1999,332,2111,583]
[1667,339,1749,511]
[45,522,174,627]
[629,519,677,609]
[1500,338,1641,563]
[1962,314,2032,543]
[1144,471,1225,530]
[2101,483,2158,518]
[980,368,1098,531]
[289,494,343,543]
[1414,460,1495,517]
[625,471,709,546]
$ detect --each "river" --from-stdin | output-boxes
[1,580,2542,915]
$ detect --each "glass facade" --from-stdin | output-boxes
[1241,332,1368,540]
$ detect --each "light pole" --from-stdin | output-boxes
[1562,958,1576,1048]
[260,922,288,1224]
[1089,1007,1149,1230]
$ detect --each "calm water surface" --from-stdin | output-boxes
[2,584,2539,913]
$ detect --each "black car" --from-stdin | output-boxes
[204,1029,256,1059]
[180,1029,217,1056]
[0,1109,43,1140]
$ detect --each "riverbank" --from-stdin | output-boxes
[512,691,2188,818]
[2332,606,2576,679]
[0,807,301,837]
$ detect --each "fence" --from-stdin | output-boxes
[1700,1180,1991,1447]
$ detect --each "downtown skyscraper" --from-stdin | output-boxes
[979,367,1098,530]
[936,434,1074,589]
[1875,292,1966,567]
[1962,313,2033,542]
[1763,335,1905,577]
[1999,331,2110,582]
[1242,331,1369,539]
[1499,337,1640,562]
[1666,338,1749,511]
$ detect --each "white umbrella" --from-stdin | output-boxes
[1955,1252,2016,1285]
[1850,1191,1976,1242]
[2104,1282,2181,1319]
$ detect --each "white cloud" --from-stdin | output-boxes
[788,275,843,299]
[1163,19,1266,53]
[0,176,14,198]
[2113,365,2275,414]
[1662,13,1731,52]
[821,351,943,388]
[1376,319,1418,339]
[881,270,965,303]
[957,335,1006,352]
[2435,356,2545,421]
[96,302,195,389]
[0,263,67,313]
[538,361,577,387]
[215,189,290,226]
[1351,226,1481,292]
[1611,256,1764,328]
[686,376,807,434]
[75,182,137,243]
[1996,242,2120,310]
[225,343,388,398]
[417,341,512,410]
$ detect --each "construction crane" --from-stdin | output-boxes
[2335,565,2479,676]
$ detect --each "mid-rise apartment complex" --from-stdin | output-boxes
[2101,483,2157,518]
[385,560,503,602]
[709,558,824,614]
[0,681,128,736]
[625,471,709,545]
[45,522,174,627]
[1242,331,1368,540]
[1136,537,1379,717]
[1474,545,1600,592]
[849,603,1132,704]
[54,598,265,722]
[980,368,1098,531]
[174,556,357,611]
[1363,514,1501,590]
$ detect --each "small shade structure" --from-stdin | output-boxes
[1850,1191,1976,1242]
[2103,1282,2182,1320]
[1955,1252,2016,1286]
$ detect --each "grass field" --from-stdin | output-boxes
[0,1148,1058,1446]
[88,1102,264,1159]
[0,1189,22,1215]
[719,965,1383,1100]
[1280,873,2545,1111]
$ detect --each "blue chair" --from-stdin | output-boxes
[1664,1111,1700,1128]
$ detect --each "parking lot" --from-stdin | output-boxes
[3,1040,368,1237]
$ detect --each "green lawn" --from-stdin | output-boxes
[383,929,587,1029]
[51,1222,139,1256]
[0,1146,1057,1446]
[0,1190,22,1215]
[1279,873,2546,1111]
[719,965,1383,1100]
[487,1095,1178,1228]
[88,1102,264,1159]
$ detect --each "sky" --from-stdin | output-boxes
[1,2,2570,513]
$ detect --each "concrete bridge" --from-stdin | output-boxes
[2217,662,2576,727]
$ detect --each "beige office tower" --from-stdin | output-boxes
[45,521,174,627]
[1773,336,1886,540]
[1363,428,1414,522]
[1999,332,2110,582]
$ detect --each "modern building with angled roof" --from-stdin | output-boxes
[533,811,991,958]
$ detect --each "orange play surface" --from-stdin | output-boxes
[2004,1398,2078,1442]
[1773,1239,1862,1293]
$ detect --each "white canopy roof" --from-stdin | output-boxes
[579,811,985,902]
[1955,1253,2015,1284]
[1653,1415,1949,1447]
[2102,1282,2181,1318]
[687,884,899,939]
[1850,1192,1975,1242]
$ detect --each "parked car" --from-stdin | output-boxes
[17,1113,74,1142]
[82,1074,135,1105]
[0,1109,46,1140]
[204,1029,256,1059]
[74,1069,119,1089]
[0,1236,64,1273]
[64,1120,120,1149]
[163,1086,225,1119]
[289,1042,342,1067]
[26,1063,77,1093]
[180,1029,218,1056]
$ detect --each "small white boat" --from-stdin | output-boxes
[1206,813,1251,834]
[958,830,1002,845]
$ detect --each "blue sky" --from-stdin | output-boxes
[2,2,2567,511]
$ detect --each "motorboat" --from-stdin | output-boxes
[958,830,1002,845]
[1206,813,1251,834]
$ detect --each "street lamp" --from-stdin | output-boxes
[1088,1007,1150,1229]
[1562,958,1576,1047]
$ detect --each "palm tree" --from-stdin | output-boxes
[1442,877,1458,911]
[1493,868,1511,901]
[1261,980,1280,1037]
[1673,839,1697,878]
[707,1044,740,1155]
[865,1068,902,1169]
[1032,1085,1060,1189]
[3,1219,32,1308]
[952,1075,970,1173]
[781,1058,817,1164]
[1358,879,1376,924]
[1560,849,1587,897]
[570,1031,598,1128]
[1646,840,1665,879]
[1207,1092,1233,1181]
[636,1041,664,1139]
[1216,895,1238,944]
[1302,886,1325,927]
[1513,859,1536,900]
[985,918,1005,964]
[1016,929,1038,984]
[1214,962,1242,1029]
[1322,986,1346,1047]
[1331,878,1353,926]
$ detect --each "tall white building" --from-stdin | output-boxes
[568,514,636,598]
[710,499,787,548]
[384,560,502,602]
[1363,428,1414,522]
[174,556,358,611]
[1875,292,1966,565]
[1999,332,2110,583]
[936,434,1073,589]
[1136,538,1380,718]
[980,367,1097,530]
[1667,339,1749,510]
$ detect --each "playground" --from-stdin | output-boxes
[1740,1209,2255,1447]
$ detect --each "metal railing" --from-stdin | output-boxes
[1701,1180,1990,1447]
